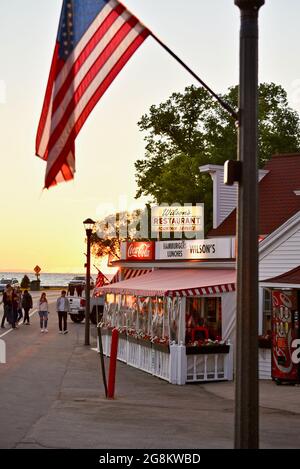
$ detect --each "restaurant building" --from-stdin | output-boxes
[97,153,300,384]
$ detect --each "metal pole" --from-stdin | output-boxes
[234,0,264,449]
[97,322,108,397]
[85,229,92,346]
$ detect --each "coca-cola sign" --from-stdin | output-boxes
[126,242,155,260]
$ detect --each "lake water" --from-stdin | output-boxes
[0,272,91,287]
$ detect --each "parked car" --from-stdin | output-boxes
[0,278,19,293]
[68,276,94,289]
[67,293,104,324]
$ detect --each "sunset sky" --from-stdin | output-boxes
[1,0,300,274]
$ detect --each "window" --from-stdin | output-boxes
[204,298,222,339]
[185,297,222,343]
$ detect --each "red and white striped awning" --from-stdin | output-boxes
[109,268,152,285]
[98,268,236,297]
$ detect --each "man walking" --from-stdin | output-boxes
[1,285,13,329]
[56,290,70,334]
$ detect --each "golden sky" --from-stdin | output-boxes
[1,0,300,273]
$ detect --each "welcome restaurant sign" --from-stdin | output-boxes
[151,205,204,237]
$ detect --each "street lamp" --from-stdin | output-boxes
[83,218,95,346]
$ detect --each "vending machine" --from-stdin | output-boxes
[271,289,300,384]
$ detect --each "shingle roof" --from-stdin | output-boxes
[209,153,300,237]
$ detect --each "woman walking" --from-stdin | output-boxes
[22,290,33,325]
[38,292,49,333]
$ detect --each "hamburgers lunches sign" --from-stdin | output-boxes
[155,239,233,260]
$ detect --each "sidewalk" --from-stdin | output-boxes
[203,380,300,416]
[0,308,300,449]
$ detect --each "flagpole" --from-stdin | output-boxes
[150,32,238,121]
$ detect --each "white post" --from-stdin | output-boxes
[178,297,186,344]
[225,341,234,381]
[177,343,187,385]
[258,287,264,335]
[169,343,178,384]
[0,339,6,364]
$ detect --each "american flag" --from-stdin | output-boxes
[95,270,109,288]
[36,0,150,188]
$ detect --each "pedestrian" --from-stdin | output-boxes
[1,285,16,329]
[0,285,11,329]
[15,287,23,324]
[11,288,19,328]
[56,290,70,334]
[68,284,75,296]
[38,292,49,333]
[76,284,83,297]
[22,290,33,325]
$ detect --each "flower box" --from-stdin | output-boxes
[186,344,230,355]
[127,334,140,345]
[151,342,170,354]
[138,337,152,349]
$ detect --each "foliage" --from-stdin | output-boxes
[20,275,30,289]
[135,83,300,231]
[91,209,150,260]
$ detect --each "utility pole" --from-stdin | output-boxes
[234,0,264,449]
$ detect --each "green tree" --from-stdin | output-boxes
[20,275,30,289]
[135,83,300,231]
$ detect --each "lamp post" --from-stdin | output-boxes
[83,218,95,346]
[234,0,264,449]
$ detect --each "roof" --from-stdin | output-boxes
[261,265,300,286]
[98,268,236,297]
[209,153,300,237]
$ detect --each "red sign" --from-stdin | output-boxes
[34,265,41,274]
[126,242,155,261]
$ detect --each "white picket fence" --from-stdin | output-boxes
[186,351,233,382]
[100,329,233,384]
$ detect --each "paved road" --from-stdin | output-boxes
[0,298,300,449]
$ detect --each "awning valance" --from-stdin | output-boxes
[260,265,300,288]
[97,268,236,297]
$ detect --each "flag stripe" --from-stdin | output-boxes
[46,23,145,171]
[52,6,129,115]
[36,2,120,157]
[36,0,150,188]
[47,16,140,154]
[45,27,148,187]
[54,1,119,92]
[36,44,61,155]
